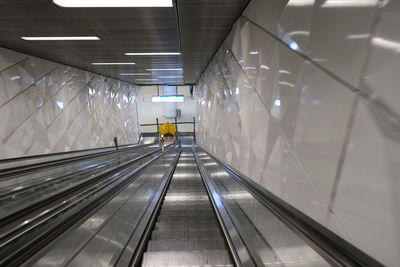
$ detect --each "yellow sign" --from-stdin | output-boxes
[159,122,176,136]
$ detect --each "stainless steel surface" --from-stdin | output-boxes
[195,148,332,267]
[25,150,179,267]
[194,149,256,267]
[142,151,233,267]
[178,0,249,83]
[0,146,172,266]
[0,146,158,223]
[0,0,248,84]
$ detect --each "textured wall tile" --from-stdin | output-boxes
[333,98,400,266]
[0,47,27,72]
[363,0,400,116]
[307,0,379,87]
[0,48,139,159]
[243,0,288,35]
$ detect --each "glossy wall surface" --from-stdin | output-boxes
[0,47,140,159]
[195,0,400,265]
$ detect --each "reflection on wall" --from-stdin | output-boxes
[0,47,140,159]
[195,0,400,265]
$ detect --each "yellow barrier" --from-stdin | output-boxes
[159,122,176,136]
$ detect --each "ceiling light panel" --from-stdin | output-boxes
[53,0,173,7]
[21,36,100,41]
[92,62,136,65]
[147,68,183,71]
[125,52,181,56]
[152,95,184,102]
[120,73,150,76]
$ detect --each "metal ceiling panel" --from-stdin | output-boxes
[0,0,248,85]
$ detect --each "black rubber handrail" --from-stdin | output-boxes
[0,145,178,266]
[0,141,145,164]
[0,145,170,227]
[193,148,255,267]
[115,148,181,267]
[196,146,384,267]
[0,142,156,179]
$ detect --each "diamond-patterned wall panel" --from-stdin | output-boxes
[0,47,139,159]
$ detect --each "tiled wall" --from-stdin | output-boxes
[195,0,400,265]
[0,47,140,159]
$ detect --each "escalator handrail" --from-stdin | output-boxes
[195,145,384,267]
[193,147,257,267]
[0,143,173,227]
[0,142,157,179]
[116,148,181,267]
[0,141,146,164]
[0,145,177,266]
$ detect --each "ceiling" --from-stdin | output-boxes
[0,0,249,85]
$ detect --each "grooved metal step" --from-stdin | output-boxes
[142,152,232,267]
[151,229,224,240]
[147,239,227,252]
[142,250,233,267]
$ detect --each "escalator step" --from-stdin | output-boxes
[147,239,227,252]
[154,221,219,230]
[142,250,233,267]
[151,229,223,240]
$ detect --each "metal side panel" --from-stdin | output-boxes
[193,146,336,267]
[140,151,234,267]
[23,150,180,267]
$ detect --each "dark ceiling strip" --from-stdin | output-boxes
[194,0,251,85]
[45,0,100,38]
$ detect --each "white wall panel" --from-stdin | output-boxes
[0,47,139,159]
[194,0,400,265]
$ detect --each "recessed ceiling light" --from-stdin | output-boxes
[125,52,181,56]
[21,36,100,41]
[152,95,184,103]
[53,0,173,7]
[92,62,136,65]
[147,68,183,71]
[120,73,150,76]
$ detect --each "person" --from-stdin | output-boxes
[113,137,121,163]
[160,135,165,152]
[189,85,194,98]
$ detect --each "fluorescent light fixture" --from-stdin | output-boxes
[321,0,378,8]
[274,99,281,106]
[288,31,310,37]
[372,37,400,52]
[92,62,136,65]
[152,95,184,102]
[158,76,183,78]
[22,36,99,41]
[287,0,315,6]
[147,68,183,71]
[136,79,159,81]
[53,0,173,7]
[279,70,291,74]
[125,52,181,56]
[249,51,259,55]
[120,73,150,76]
[347,34,370,39]
[289,41,300,51]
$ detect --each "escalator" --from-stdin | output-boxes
[0,136,382,266]
[142,152,233,266]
